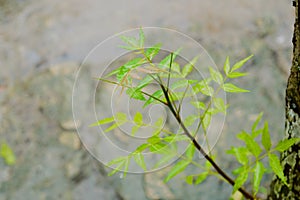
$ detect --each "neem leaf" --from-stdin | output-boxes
[209,67,223,85]
[251,112,263,133]
[237,131,262,158]
[233,167,248,193]
[268,153,287,185]
[143,89,163,107]
[133,112,143,126]
[227,71,248,78]
[275,138,300,152]
[182,56,199,77]
[227,147,248,165]
[191,101,206,110]
[222,83,249,93]
[126,88,146,101]
[0,142,16,165]
[185,143,196,160]
[120,35,138,47]
[164,159,190,182]
[253,161,265,195]
[159,48,182,69]
[139,28,145,48]
[90,116,115,126]
[223,56,230,76]
[231,55,253,72]
[195,172,208,184]
[262,122,272,151]
[145,43,161,60]
[133,152,147,170]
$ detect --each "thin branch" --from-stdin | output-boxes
[159,82,255,200]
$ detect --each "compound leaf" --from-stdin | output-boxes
[164,159,190,182]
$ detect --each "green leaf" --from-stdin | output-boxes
[227,71,248,78]
[105,123,119,132]
[137,75,153,89]
[116,112,127,124]
[253,161,265,195]
[107,156,129,176]
[231,55,253,72]
[90,116,115,126]
[164,160,190,182]
[237,131,262,157]
[186,175,194,185]
[275,138,300,152]
[223,56,230,76]
[159,48,182,69]
[251,112,263,133]
[154,153,175,168]
[183,115,198,127]
[209,67,223,85]
[145,43,161,60]
[133,152,147,170]
[135,143,149,152]
[182,56,199,77]
[133,112,143,126]
[171,62,181,73]
[139,28,145,48]
[192,78,213,96]
[131,125,140,136]
[222,83,249,93]
[171,79,188,90]
[233,167,248,193]
[143,89,163,107]
[120,35,138,47]
[0,142,16,165]
[213,98,227,114]
[227,147,248,165]
[202,112,211,130]
[268,153,287,185]
[262,122,272,151]
[191,101,206,110]
[195,172,208,184]
[185,143,195,160]
[126,88,146,101]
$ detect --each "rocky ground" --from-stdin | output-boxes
[0,0,295,199]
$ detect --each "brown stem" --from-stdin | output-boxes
[160,84,255,200]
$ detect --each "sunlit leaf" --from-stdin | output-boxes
[126,88,146,101]
[186,175,194,185]
[120,35,138,47]
[202,112,211,130]
[185,143,196,160]
[90,116,115,127]
[253,161,265,195]
[0,142,16,165]
[139,28,145,48]
[159,48,182,69]
[133,112,143,126]
[251,112,263,133]
[144,89,163,107]
[213,98,227,114]
[192,78,213,96]
[182,56,199,77]
[105,123,119,132]
[164,160,190,182]
[209,67,223,85]
[262,122,272,151]
[268,153,287,185]
[227,71,248,78]
[231,55,253,72]
[223,56,230,76]
[183,115,198,127]
[237,131,261,157]
[137,75,153,89]
[233,167,248,193]
[275,138,300,152]
[227,147,248,165]
[191,101,206,110]
[145,43,161,60]
[131,125,140,136]
[222,83,249,93]
[195,172,208,184]
[133,152,147,170]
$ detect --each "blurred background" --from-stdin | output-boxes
[0,0,295,199]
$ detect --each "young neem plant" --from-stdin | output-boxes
[91,28,299,200]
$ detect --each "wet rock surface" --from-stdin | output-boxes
[0,0,294,199]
